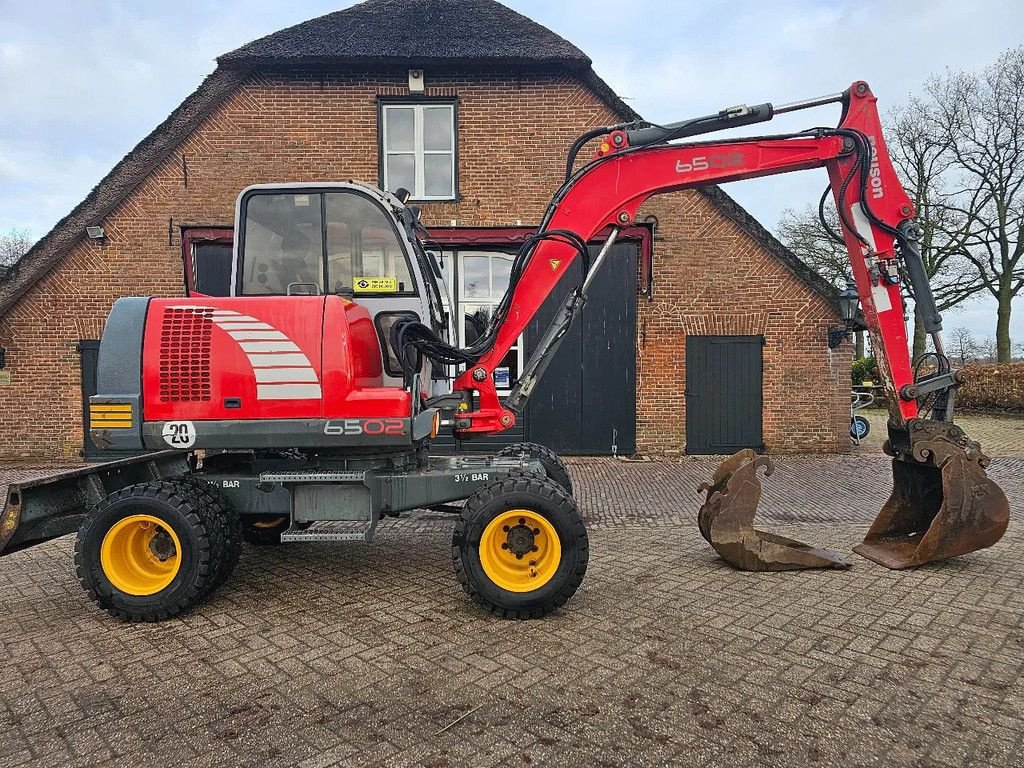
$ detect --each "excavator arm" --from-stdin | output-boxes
[400,81,1007,570]
[452,82,926,434]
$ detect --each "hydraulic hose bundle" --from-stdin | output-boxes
[389,229,592,385]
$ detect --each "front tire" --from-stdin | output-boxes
[453,475,588,619]
[75,480,237,622]
[496,442,573,495]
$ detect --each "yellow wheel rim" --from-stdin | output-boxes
[479,509,561,592]
[100,514,182,596]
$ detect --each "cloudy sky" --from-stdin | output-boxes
[1,0,1021,342]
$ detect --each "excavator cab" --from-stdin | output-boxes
[234,182,453,394]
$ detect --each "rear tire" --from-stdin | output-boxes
[496,442,573,495]
[453,475,588,619]
[75,479,237,622]
[179,475,242,591]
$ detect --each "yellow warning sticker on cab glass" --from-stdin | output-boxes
[353,277,399,293]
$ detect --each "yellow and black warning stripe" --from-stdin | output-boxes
[89,403,133,430]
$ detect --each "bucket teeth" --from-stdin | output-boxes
[698,449,850,571]
[854,420,1010,569]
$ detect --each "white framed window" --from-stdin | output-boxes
[381,103,456,201]
[456,250,524,394]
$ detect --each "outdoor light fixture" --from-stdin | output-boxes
[828,282,861,348]
[85,226,105,241]
[0,347,6,369]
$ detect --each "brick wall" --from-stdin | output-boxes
[0,67,847,458]
[635,194,850,454]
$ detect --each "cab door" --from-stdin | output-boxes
[234,184,436,389]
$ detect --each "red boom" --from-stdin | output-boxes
[453,82,917,435]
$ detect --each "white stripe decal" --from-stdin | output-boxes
[240,341,301,353]
[254,368,320,383]
[247,353,312,367]
[215,322,274,331]
[257,383,322,400]
[213,314,259,323]
[872,284,893,313]
[169,305,321,400]
[227,331,288,341]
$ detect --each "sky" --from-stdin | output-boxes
[1,0,1022,343]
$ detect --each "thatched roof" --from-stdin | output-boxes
[220,0,591,71]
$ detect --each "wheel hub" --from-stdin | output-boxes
[148,529,176,561]
[100,514,182,596]
[502,519,540,559]
[479,509,561,593]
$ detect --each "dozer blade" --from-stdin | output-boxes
[697,449,850,571]
[853,420,1010,569]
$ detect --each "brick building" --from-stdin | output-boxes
[0,0,850,460]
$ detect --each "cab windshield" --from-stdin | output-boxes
[240,190,416,296]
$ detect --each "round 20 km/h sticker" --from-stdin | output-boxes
[162,421,197,449]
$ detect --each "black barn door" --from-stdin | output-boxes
[525,242,637,455]
[685,335,763,454]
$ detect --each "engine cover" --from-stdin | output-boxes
[141,295,409,422]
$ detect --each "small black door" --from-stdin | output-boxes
[79,340,101,459]
[685,335,763,455]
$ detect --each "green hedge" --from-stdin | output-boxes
[852,357,878,386]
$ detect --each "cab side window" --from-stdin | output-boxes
[239,190,416,297]
[241,193,324,295]
[325,193,415,295]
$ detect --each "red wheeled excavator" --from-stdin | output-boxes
[0,81,1008,621]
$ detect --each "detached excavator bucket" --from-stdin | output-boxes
[697,449,850,571]
[853,421,1010,569]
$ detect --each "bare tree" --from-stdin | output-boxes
[1012,339,1024,362]
[777,204,850,287]
[927,47,1024,362]
[887,100,985,359]
[978,335,998,362]
[0,228,33,269]
[948,326,979,366]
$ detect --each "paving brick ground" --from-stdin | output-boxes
[1,452,1021,768]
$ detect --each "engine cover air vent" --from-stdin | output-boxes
[159,307,213,402]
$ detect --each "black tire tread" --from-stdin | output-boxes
[452,475,588,620]
[74,478,234,622]
[496,441,573,495]
[178,474,242,591]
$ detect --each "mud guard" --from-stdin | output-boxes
[697,449,850,571]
